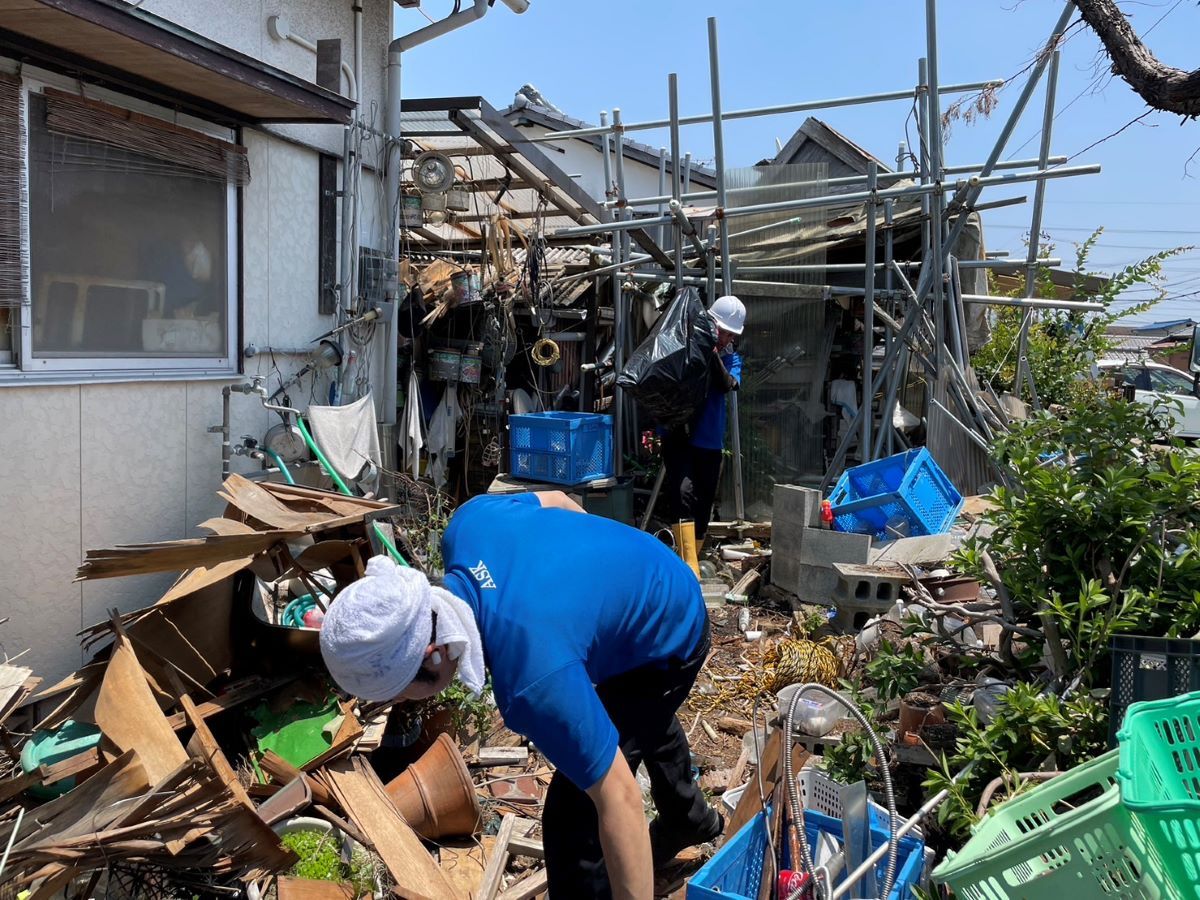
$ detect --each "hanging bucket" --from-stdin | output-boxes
[400,194,424,228]
[429,349,462,382]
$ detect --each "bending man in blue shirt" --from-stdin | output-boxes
[319,492,721,900]
[662,294,745,544]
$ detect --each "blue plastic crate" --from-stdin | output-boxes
[508,412,613,486]
[687,806,925,900]
[829,448,963,540]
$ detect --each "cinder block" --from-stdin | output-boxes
[831,563,908,631]
[832,563,907,606]
[797,527,873,567]
[773,484,822,529]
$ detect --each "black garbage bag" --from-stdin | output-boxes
[616,287,717,427]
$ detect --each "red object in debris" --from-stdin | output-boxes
[302,608,326,629]
[777,870,812,898]
[820,499,834,528]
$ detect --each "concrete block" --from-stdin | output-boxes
[830,563,908,631]
[832,563,907,606]
[870,532,954,567]
[773,484,822,529]
[798,527,873,567]
[770,555,839,604]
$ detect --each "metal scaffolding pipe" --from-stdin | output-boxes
[525,78,1004,143]
[925,3,947,371]
[708,16,744,520]
[615,155,1069,209]
[552,164,1097,240]
[657,147,668,248]
[960,294,1103,311]
[611,108,627,476]
[1017,48,1062,409]
[862,161,878,458]
[669,73,684,292]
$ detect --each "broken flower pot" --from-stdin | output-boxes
[897,693,945,739]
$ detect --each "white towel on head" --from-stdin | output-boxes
[430,586,486,697]
[320,555,432,701]
[320,555,486,701]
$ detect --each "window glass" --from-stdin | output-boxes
[1119,367,1151,389]
[27,93,227,358]
[1149,367,1196,396]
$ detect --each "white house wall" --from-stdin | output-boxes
[0,1,393,683]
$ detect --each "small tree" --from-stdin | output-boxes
[972,228,1191,406]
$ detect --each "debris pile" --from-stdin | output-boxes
[0,477,551,899]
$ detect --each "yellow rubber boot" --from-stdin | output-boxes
[672,520,701,578]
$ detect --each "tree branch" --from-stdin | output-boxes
[1071,0,1200,118]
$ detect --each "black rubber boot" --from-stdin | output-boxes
[649,808,724,869]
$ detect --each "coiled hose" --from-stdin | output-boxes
[783,684,899,900]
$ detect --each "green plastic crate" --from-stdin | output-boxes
[1117,690,1200,896]
[933,750,1177,900]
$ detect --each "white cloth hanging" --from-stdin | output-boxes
[307,392,380,484]
[402,368,425,479]
[426,386,461,490]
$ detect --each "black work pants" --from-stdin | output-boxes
[542,623,713,899]
[661,431,724,542]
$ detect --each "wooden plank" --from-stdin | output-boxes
[507,834,543,860]
[164,675,295,731]
[723,730,809,840]
[439,836,494,900]
[706,521,771,541]
[0,664,33,721]
[474,747,529,768]
[37,747,100,784]
[277,877,355,900]
[258,480,393,511]
[478,813,517,900]
[94,626,188,785]
[496,868,547,900]
[302,702,363,771]
[76,531,296,580]
[324,756,457,900]
[219,473,338,531]
[11,750,148,848]
[0,766,46,803]
[180,692,253,810]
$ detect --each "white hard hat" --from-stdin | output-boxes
[709,295,746,335]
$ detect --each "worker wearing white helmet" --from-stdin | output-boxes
[662,294,746,543]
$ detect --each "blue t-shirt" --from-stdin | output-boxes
[441,493,706,790]
[690,350,743,450]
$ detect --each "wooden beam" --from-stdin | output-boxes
[496,868,547,900]
[478,813,517,900]
[324,757,458,900]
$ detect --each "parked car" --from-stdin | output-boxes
[1097,359,1200,439]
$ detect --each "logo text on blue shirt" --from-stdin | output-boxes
[469,560,497,589]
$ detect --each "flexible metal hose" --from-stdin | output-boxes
[783,683,899,899]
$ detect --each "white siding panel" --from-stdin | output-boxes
[79,383,187,629]
[0,386,83,680]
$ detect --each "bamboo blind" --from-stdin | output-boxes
[43,89,250,187]
[0,72,27,309]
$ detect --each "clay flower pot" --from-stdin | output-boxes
[384,733,480,840]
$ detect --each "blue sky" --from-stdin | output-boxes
[395,1,1200,325]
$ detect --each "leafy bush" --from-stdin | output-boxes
[924,685,1108,837]
[972,229,1190,406]
[958,392,1200,680]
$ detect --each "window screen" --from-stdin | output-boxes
[27,92,233,359]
